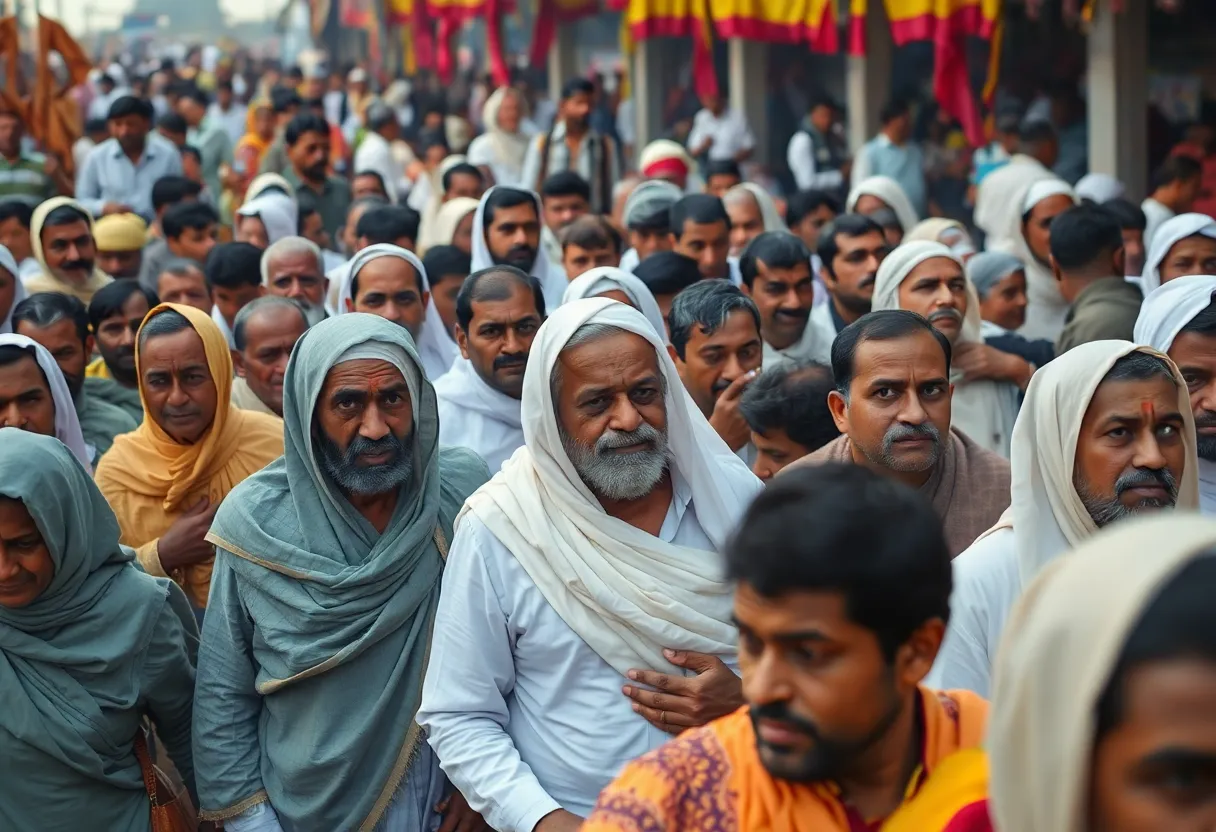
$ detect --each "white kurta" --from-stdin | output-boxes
[434,358,525,474]
[417,474,736,832]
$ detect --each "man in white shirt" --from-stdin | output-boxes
[418,298,762,832]
[786,96,849,193]
[1141,155,1202,248]
[929,342,1197,697]
[353,101,407,203]
[687,91,755,165]
[435,265,545,473]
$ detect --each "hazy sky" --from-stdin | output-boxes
[51,0,275,37]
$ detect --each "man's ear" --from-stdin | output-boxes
[827,389,850,434]
[231,349,246,378]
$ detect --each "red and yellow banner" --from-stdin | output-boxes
[528,0,600,68]
[710,0,837,52]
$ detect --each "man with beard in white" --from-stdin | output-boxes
[1135,274,1216,513]
[928,341,1198,697]
[435,266,546,473]
[470,186,568,312]
[418,298,763,832]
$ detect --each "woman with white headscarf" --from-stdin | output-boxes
[846,175,920,234]
[0,334,94,472]
[0,245,26,334]
[561,267,669,342]
[424,196,479,256]
[871,241,1021,457]
[470,186,568,311]
[1135,212,1216,295]
[987,178,1078,342]
[723,183,786,258]
[1134,274,1216,514]
[235,192,297,248]
[335,243,461,379]
[467,87,532,188]
[415,155,472,253]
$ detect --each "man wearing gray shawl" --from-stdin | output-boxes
[193,314,490,831]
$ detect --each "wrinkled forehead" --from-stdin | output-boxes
[552,326,662,390]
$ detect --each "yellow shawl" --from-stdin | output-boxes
[24,196,113,303]
[94,303,282,607]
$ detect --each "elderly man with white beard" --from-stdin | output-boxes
[417,298,763,832]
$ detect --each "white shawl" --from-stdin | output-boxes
[433,357,524,474]
[871,240,1019,457]
[1136,212,1216,296]
[457,298,763,676]
[236,192,298,246]
[0,334,93,473]
[336,243,461,379]
[470,185,568,312]
[725,183,786,233]
[561,267,669,343]
[1134,274,1216,514]
[846,175,919,233]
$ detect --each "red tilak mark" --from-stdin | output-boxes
[1142,401,1155,421]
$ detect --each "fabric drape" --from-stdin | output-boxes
[846,175,920,232]
[0,333,92,471]
[24,196,112,302]
[0,243,24,334]
[423,196,479,254]
[470,185,568,311]
[561,267,669,342]
[236,192,297,245]
[1137,212,1216,295]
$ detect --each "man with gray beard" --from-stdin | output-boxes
[418,298,764,832]
[787,309,1011,557]
[260,235,330,326]
[928,340,1198,697]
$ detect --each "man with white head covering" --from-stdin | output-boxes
[1136,212,1216,295]
[987,178,1078,341]
[470,185,567,311]
[972,121,1058,247]
[194,313,491,832]
[0,333,93,472]
[562,267,668,342]
[618,179,682,273]
[235,192,297,249]
[723,183,786,258]
[436,265,546,473]
[870,241,1023,457]
[929,340,1198,697]
[1135,274,1216,513]
[467,86,533,188]
[1074,171,1125,204]
[847,175,920,236]
[418,298,763,831]
[738,231,830,368]
[337,243,460,379]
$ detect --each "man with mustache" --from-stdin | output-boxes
[584,463,987,832]
[229,295,309,418]
[24,197,113,303]
[260,235,330,326]
[193,314,491,832]
[806,214,888,351]
[283,112,351,240]
[930,342,1197,697]
[419,298,763,832]
[11,292,137,462]
[436,265,545,473]
[739,231,830,369]
[869,241,1024,457]
[787,310,1011,557]
[470,186,569,312]
[85,279,158,420]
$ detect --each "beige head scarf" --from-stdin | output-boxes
[988,513,1216,832]
[480,87,531,174]
[846,175,919,233]
[25,196,112,302]
[424,196,479,254]
[905,218,976,261]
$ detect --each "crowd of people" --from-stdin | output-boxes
[5,48,1216,832]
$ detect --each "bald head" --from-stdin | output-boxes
[232,296,309,416]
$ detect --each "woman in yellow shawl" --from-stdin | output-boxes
[233,98,276,198]
[94,303,282,610]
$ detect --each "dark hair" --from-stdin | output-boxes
[1048,204,1125,271]
[351,250,425,297]
[216,79,233,94]
[541,170,591,202]
[204,242,264,291]
[0,344,42,378]
[1101,198,1147,232]
[560,77,595,99]
[178,86,209,108]
[12,292,90,346]
[151,176,203,212]
[354,205,420,245]
[418,129,449,156]
[628,203,673,233]
[422,245,472,287]
[156,112,187,135]
[832,310,952,397]
[108,95,155,121]
[231,295,309,352]
[738,231,811,288]
[163,202,219,240]
[632,251,701,297]
[816,214,885,277]
[270,86,302,114]
[1181,300,1216,338]
[1151,155,1203,191]
[879,98,911,125]
[297,202,318,231]
[0,198,33,228]
[669,194,730,240]
[786,189,841,228]
[725,462,952,660]
[738,362,840,452]
[41,204,91,229]
[560,214,621,254]
[84,117,108,135]
[1095,555,1216,741]
[1101,351,1177,386]
[138,307,193,348]
[704,159,742,181]
[180,145,202,165]
[1019,120,1058,148]
[483,187,537,228]
[443,163,484,194]
[88,279,159,334]
[668,280,760,360]
[353,169,388,194]
[285,113,330,146]
[455,264,545,332]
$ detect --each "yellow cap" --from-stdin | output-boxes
[93,213,149,252]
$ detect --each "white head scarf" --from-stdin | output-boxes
[336,243,460,379]
[1138,213,1216,296]
[724,183,786,234]
[561,267,669,343]
[457,298,763,676]
[481,87,531,173]
[0,334,92,473]
[1074,172,1125,204]
[245,172,296,202]
[470,185,566,312]
[872,241,983,344]
[905,218,976,261]
[985,340,1198,588]
[974,154,1054,245]
[988,514,1216,832]
[0,246,26,334]
[237,192,298,246]
[424,196,479,254]
[846,175,920,233]
[1134,274,1216,514]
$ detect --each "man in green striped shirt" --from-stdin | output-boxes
[0,112,61,204]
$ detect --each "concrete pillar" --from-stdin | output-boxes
[728,38,769,165]
[1088,0,1148,199]
[633,38,664,152]
[547,24,579,104]
[845,1,893,153]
